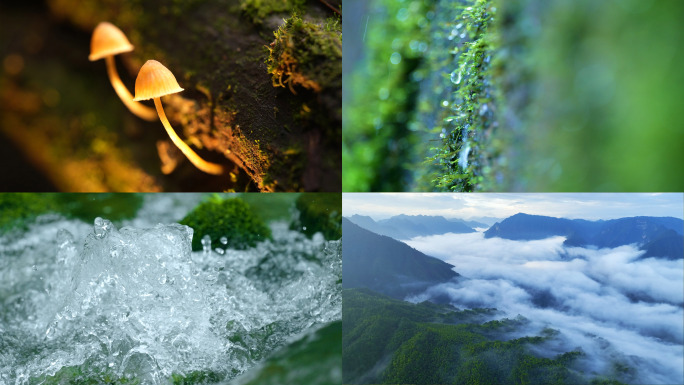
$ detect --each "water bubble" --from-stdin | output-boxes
[442,100,449,107]
[390,52,402,65]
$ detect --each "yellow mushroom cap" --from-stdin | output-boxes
[89,22,134,61]
[133,60,184,101]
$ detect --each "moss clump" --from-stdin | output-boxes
[290,193,341,240]
[180,195,272,251]
[266,14,342,94]
[427,0,497,191]
[240,0,306,24]
[0,193,60,232]
[0,193,143,232]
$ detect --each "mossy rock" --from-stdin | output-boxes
[180,195,272,251]
[0,193,61,232]
[0,193,143,232]
[291,193,341,240]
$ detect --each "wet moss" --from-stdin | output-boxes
[427,0,498,191]
[179,195,272,251]
[266,14,342,94]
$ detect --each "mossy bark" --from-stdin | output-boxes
[11,0,340,192]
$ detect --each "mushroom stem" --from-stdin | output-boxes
[105,56,157,121]
[153,97,224,175]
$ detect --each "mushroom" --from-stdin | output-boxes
[133,60,224,175]
[89,22,157,121]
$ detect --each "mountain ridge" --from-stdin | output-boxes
[342,218,459,299]
[485,213,683,259]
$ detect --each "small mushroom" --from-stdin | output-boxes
[89,22,157,121]
[133,60,224,175]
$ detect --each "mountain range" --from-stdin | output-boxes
[342,218,459,299]
[346,214,479,240]
[485,213,683,259]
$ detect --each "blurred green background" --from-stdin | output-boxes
[342,0,684,192]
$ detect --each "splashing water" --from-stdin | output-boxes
[0,211,341,383]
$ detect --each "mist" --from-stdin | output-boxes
[404,231,684,384]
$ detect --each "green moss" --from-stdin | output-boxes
[240,0,306,24]
[33,365,139,385]
[179,195,272,251]
[342,0,430,191]
[266,14,342,94]
[427,0,498,191]
[0,193,143,232]
[290,193,341,240]
[0,193,60,232]
[170,370,222,385]
[54,193,144,224]
[239,192,300,222]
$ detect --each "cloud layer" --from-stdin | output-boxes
[404,232,684,384]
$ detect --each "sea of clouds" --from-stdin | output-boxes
[404,231,684,384]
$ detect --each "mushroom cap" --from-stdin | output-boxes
[89,22,134,61]
[133,60,184,101]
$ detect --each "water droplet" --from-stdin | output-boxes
[220,236,228,245]
[214,248,225,255]
[390,52,402,65]
[93,217,113,239]
[458,142,471,169]
[450,70,462,85]
[302,226,307,231]
[201,235,212,255]
[396,8,409,22]
[442,100,449,107]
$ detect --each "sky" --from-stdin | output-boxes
[342,193,684,221]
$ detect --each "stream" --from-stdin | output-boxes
[0,194,341,384]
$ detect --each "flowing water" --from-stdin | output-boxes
[0,195,341,384]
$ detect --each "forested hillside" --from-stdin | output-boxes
[343,288,629,385]
[342,218,459,299]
